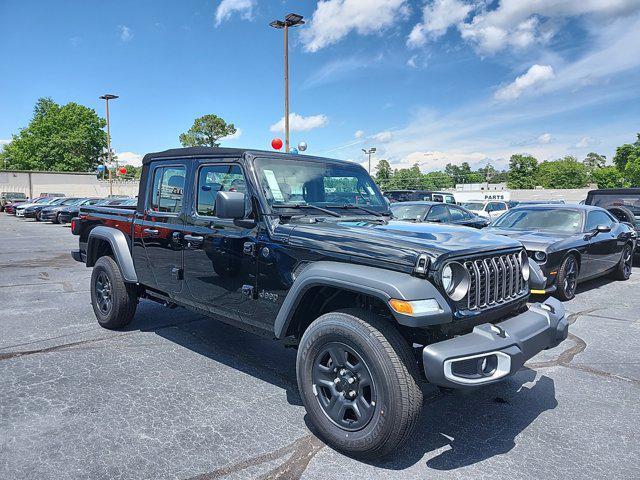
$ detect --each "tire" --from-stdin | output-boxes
[90,256,138,329]
[52,213,60,224]
[612,243,633,280]
[555,254,579,301]
[296,309,423,458]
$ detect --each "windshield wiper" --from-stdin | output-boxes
[325,204,387,217]
[272,203,342,217]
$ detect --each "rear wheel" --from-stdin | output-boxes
[90,256,138,329]
[555,254,578,301]
[296,309,423,458]
[612,243,633,280]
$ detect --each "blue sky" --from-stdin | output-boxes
[1,0,639,172]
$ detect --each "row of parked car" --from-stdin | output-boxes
[1,192,136,224]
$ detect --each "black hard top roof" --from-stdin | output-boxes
[587,188,640,195]
[142,146,355,166]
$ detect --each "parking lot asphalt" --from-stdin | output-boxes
[1,214,639,480]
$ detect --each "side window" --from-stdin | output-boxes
[487,202,505,212]
[150,166,185,213]
[448,206,470,220]
[445,195,456,204]
[196,164,247,217]
[433,194,444,203]
[586,210,614,230]
[426,204,449,222]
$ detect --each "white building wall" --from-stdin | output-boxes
[0,171,139,198]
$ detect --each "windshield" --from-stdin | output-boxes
[492,208,583,233]
[462,202,484,210]
[3,192,26,199]
[254,157,387,214]
[389,204,430,221]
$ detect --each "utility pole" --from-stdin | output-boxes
[362,148,377,174]
[270,13,305,153]
[99,94,119,196]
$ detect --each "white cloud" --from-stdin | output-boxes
[119,25,133,42]
[221,128,242,142]
[215,0,255,27]
[538,133,552,144]
[116,152,143,167]
[301,0,409,52]
[494,64,555,101]
[401,150,490,172]
[270,113,328,133]
[458,0,640,55]
[407,0,473,48]
[354,130,365,139]
[407,55,417,68]
[574,136,600,149]
[371,131,393,143]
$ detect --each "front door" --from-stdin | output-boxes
[583,210,619,277]
[181,161,259,321]
[138,163,187,294]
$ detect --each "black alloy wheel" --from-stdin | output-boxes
[613,243,633,280]
[312,342,377,431]
[556,255,578,301]
[94,271,113,315]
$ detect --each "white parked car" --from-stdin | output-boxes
[14,197,61,217]
[461,200,509,221]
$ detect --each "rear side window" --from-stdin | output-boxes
[150,166,186,213]
[196,164,247,217]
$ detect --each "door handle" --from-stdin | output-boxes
[184,234,204,244]
[143,228,159,235]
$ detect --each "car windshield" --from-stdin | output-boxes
[492,208,583,233]
[254,157,388,214]
[4,192,26,199]
[49,198,67,205]
[389,204,430,222]
[462,202,484,210]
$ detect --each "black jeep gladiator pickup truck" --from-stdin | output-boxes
[71,147,568,457]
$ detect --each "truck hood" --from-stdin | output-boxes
[286,219,522,268]
[485,227,572,250]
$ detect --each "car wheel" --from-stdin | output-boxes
[297,309,423,458]
[555,254,578,301]
[53,213,60,224]
[90,256,138,329]
[612,243,633,280]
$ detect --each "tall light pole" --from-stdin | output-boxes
[270,13,304,153]
[99,94,119,196]
[362,148,377,174]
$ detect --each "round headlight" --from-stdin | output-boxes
[520,251,530,281]
[442,264,454,293]
[533,251,547,262]
[441,262,470,301]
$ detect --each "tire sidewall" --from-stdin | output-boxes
[556,254,578,301]
[90,257,127,328]
[297,313,405,453]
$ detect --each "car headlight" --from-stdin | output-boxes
[441,261,470,301]
[519,251,530,281]
[533,251,547,263]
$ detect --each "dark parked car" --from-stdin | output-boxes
[487,205,636,300]
[384,190,456,204]
[15,197,62,217]
[24,197,70,220]
[390,201,489,228]
[71,147,567,458]
[39,197,88,223]
[1,192,28,211]
[585,188,640,252]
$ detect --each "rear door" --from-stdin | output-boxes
[180,160,260,320]
[136,162,187,294]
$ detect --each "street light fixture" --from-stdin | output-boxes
[99,94,119,196]
[363,148,377,174]
[270,13,305,153]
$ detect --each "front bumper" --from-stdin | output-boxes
[527,260,557,294]
[423,297,567,388]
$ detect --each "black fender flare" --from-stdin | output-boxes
[273,261,452,339]
[86,226,138,283]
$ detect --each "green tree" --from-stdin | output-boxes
[507,154,539,189]
[423,171,454,189]
[375,159,392,190]
[592,166,626,188]
[0,97,106,171]
[583,152,606,169]
[444,162,484,185]
[613,134,640,171]
[179,114,236,147]
[537,156,588,188]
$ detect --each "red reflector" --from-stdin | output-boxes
[71,218,77,234]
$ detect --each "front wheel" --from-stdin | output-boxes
[555,254,578,301]
[90,256,138,329]
[296,309,423,458]
[612,243,633,280]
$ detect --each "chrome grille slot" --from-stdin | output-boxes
[460,251,527,311]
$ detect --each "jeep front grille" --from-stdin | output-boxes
[461,252,527,311]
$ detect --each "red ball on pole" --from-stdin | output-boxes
[271,138,283,150]
[119,167,127,175]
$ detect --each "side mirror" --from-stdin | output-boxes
[596,224,611,233]
[215,191,246,219]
